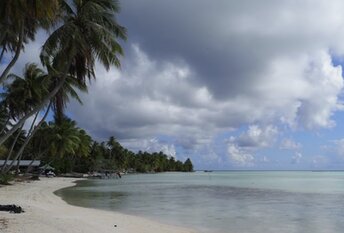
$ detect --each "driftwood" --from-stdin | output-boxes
[0,205,24,213]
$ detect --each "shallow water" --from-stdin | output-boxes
[56,171,344,233]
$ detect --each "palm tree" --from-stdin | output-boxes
[1,63,50,120]
[0,125,25,173]
[24,121,52,173]
[0,0,60,83]
[0,0,126,147]
[49,118,81,158]
[107,136,117,160]
[3,102,52,173]
[0,63,50,156]
[0,104,10,136]
[0,64,51,173]
[46,117,92,173]
[75,129,92,157]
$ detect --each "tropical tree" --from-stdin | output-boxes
[0,0,126,147]
[0,64,51,172]
[0,125,26,173]
[4,102,53,173]
[107,136,116,160]
[49,118,80,158]
[70,129,92,172]
[0,0,60,83]
[24,121,52,173]
[1,63,50,119]
[183,158,194,172]
[43,118,93,173]
[0,104,10,136]
[49,68,88,125]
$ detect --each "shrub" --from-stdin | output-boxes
[0,173,14,185]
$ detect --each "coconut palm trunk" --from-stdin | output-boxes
[4,102,52,173]
[0,25,24,84]
[15,110,40,172]
[0,115,11,135]
[0,123,24,173]
[0,75,66,147]
[25,148,48,174]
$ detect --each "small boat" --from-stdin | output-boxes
[204,170,213,172]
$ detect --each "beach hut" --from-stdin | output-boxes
[0,160,41,173]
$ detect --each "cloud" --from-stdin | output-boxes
[232,125,278,148]
[291,152,303,164]
[227,143,254,166]
[67,0,344,151]
[69,45,221,144]
[120,0,344,98]
[0,31,47,76]
[226,125,277,166]
[280,138,302,150]
[121,138,176,158]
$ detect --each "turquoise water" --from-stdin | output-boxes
[56,171,344,233]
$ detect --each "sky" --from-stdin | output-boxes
[3,0,344,170]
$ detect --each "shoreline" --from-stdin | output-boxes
[0,177,196,233]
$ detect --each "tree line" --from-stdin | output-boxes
[0,116,193,174]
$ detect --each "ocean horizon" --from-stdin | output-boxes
[56,171,344,233]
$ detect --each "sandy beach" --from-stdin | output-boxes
[0,177,196,233]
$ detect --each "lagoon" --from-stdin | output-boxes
[56,171,344,233]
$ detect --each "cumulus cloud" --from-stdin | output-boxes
[226,125,277,166]
[69,45,220,144]
[227,143,254,166]
[121,138,176,158]
[67,1,344,149]
[232,125,278,148]
[280,138,302,150]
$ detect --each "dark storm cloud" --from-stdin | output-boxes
[119,0,262,98]
[119,0,344,99]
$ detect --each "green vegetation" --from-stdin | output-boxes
[0,116,194,174]
[0,173,14,185]
[0,0,193,177]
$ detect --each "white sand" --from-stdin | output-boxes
[0,177,196,233]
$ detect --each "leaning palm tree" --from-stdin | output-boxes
[2,62,88,173]
[0,125,26,173]
[0,0,60,83]
[3,102,52,173]
[0,0,126,146]
[0,64,50,173]
[0,104,10,136]
[1,63,50,120]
